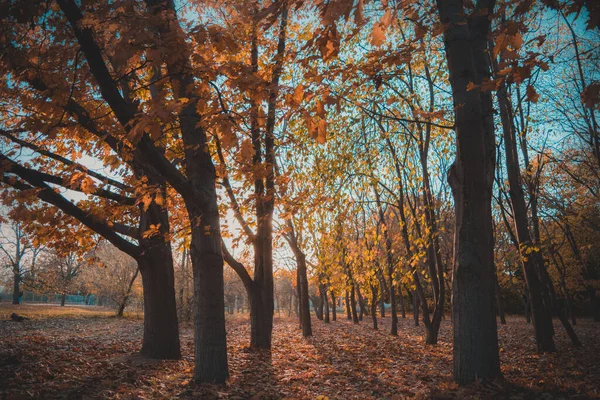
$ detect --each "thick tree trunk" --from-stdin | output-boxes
[437,0,502,384]
[589,289,600,322]
[523,292,532,323]
[248,283,275,347]
[137,251,180,359]
[12,273,20,305]
[187,207,228,382]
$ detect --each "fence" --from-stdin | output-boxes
[0,286,98,305]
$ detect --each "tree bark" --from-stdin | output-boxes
[331,291,337,321]
[356,284,365,321]
[493,48,556,353]
[373,185,398,335]
[436,0,502,384]
[321,284,330,323]
[370,285,378,330]
[495,273,507,325]
[345,290,352,320]
[413,289,419,326]
[12,273,20,305]
[398,284,406,319]
[350,283,359,324]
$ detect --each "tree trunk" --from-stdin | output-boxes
[311,294,324,320]
[495,273,507,325]
[523,292,532,323]
[398,285,406,319]
[185,206,228,383]
[350,283,359,324]
[436,0,502,384]
[296,253,312,336]
[248,282,275,347]
[137,249,181,360]
[331,291,337,321]
[371,285,378,330]
[118,267,139,318]
[117,301,126,317]
[494,52,556,353]
[345,290,352,320]
[12,273,20,305]
[589,289,600,322]
[413,289,419,326]
[321,284,330,323]
[356,284,365,321]
[379,275,386,317]
[60,293,66,307]
[373,185,398,336]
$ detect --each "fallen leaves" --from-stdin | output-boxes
[1,304,599,399]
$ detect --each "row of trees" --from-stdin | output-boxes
[0,227,142,315]
[0,0,598,386]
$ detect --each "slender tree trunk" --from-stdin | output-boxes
[378,275,386,317]
[295,251,312,336]
[495,273,507,325]
[350,283,359,324]
[371,285,378,330]
[356,284,365,321]
[436,0,502,384]
[345,290,352,320]
[60,293,66,307]
[398,284,406,319]
[413,289,419,326]
[118,267,139,317]
[373,185,398,336]
[321,285,330,323]
[311,293,324,320]
[331,291,337,321]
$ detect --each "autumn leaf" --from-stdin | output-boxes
[526,85,539,103]
[370,24,386,47]
[317,119,327,144]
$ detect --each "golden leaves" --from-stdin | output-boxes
[142,223,161,239]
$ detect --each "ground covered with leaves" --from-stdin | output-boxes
[0,304,599,399]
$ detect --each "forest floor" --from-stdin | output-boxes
[0,304,599,399]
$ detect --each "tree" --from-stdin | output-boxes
[436,0,502,384]
[0,221,43,304]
